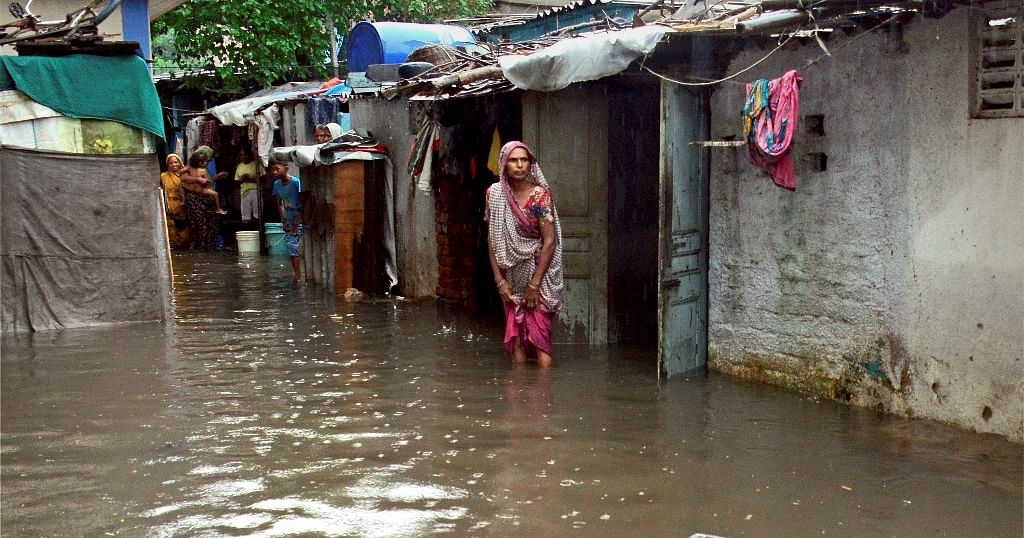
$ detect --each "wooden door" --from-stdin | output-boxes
[658,83,709,377]
[522,84,609,345]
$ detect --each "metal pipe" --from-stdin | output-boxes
[328,17,339,79]
[760,0,924,10]
[736,10,810,33]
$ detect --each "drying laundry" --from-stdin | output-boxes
[742,70,803,190]
[307,97,340,128]
[198,118,220,155]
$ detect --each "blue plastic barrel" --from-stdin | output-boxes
[346,21,475,72]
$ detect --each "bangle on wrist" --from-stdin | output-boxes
[527,282,539,290]
[497,280,507,288]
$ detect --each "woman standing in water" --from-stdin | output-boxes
[485,141,565,367]
[160,154,189,249]
[180,150,227,251]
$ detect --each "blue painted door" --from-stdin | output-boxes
[658,83,709,378]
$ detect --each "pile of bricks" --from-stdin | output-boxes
[435,175,479,309]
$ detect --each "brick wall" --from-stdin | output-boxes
[435,174,480,309]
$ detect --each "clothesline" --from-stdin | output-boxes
[163,105,209,116]
[641,14,900,87]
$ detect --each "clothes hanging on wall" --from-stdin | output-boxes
[255,105,280,166]
[742,70,803,190]
[185,116,203,157]
[307,97,340,128]
[408,116,439,193]
[198,118,220,155]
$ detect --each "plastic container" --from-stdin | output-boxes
[346,21,475,72]
[236,230,260,255]
[264,223,289,256]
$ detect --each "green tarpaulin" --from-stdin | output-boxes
[0,54,164,143]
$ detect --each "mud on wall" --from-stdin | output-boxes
[706,10,1023,441]
[350,98,438,297]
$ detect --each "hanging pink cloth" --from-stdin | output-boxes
[743,70,803,190]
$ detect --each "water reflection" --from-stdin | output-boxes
[1,252,1021,537]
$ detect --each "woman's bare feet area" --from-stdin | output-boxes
[509,338,551,367]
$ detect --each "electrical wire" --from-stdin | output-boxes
[641,13,900,87]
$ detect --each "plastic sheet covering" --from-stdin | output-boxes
[498,26,669,92]
[1,147,171,332]
[0,91,157,154]
[208,82,321,127]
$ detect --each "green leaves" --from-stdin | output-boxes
[153,0,493,93]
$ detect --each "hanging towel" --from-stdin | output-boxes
[185,116,203,157]
[486,127,502,176]
[743,70,802,190]
[307,96,340,128]
[199,118,220,155]
[408,117,438,192]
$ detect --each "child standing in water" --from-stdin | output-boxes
[180,151,228,215]
[270,161,303,278]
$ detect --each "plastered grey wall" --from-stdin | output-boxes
[706,10,1023,441]
[350,98,439,297]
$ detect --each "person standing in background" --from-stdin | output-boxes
[159,154,189,249]
[270,161,303,279]
[235,146,260,223]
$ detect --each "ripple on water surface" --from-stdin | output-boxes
[1,252,1021,537]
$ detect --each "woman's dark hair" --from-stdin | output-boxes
[187,152,207,168]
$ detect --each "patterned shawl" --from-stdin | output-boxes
[487,141,565,312]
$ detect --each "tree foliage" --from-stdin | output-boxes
[153,0,492,93]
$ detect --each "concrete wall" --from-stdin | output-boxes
[350,98,438,297]
[706,10,1023,441]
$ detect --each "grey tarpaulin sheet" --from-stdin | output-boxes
[498,26,669,92]
[1,147,171,332]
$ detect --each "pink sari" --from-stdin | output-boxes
[486,142,565,355]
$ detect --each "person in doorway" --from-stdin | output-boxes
[159,154,190,249]
[485,141,565,367]
[235,146,260,223]
[270,161,303,278]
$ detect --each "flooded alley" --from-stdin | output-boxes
[2,252,1021,537]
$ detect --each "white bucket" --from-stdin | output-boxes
[236,230,260,255]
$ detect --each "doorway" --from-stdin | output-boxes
[607,80,661,346]
[431,94,521,315]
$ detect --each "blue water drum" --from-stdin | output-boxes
[346,21,475,72]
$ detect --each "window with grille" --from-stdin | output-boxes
[974,1,1023,118]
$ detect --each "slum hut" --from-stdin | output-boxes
[0,54,171,332]
[344,20,522,301]
[352,0,1023,442]
[350,22,683,345]
[198,80,352,249]
[269,136,399,294]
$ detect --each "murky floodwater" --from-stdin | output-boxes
[2,252,1021,537]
